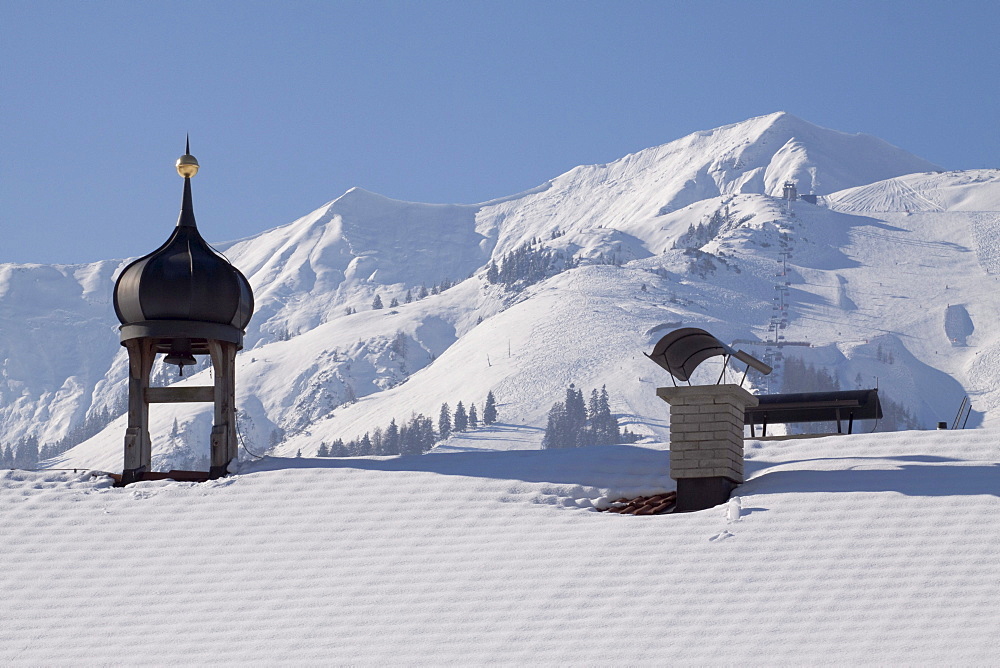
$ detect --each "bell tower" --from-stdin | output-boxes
[112,140,254,485]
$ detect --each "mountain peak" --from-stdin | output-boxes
[1,112,967,461]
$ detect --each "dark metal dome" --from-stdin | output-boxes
[113,147,253,347]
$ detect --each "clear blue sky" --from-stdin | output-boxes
[2,0,998,265]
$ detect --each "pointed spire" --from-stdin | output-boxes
[177,176,197,228]
[176,138,199,228]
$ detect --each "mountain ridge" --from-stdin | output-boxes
[0,113,991,470]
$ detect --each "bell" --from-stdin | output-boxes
[164,339,197,376]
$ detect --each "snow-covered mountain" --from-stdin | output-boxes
[5,111,1000,471]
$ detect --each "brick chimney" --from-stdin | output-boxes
[657,384,758,512]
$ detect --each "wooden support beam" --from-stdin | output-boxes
[120,336,242,485]
[145,386,215,403]
[123,338,156,477]
[208,339,238,477]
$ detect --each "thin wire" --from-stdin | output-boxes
[4,467,103,473]
[5,419,268,477]
[236,417,266,460]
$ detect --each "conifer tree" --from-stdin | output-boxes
[372,294,383,310]
[454,402,468,432]
[468,403,478,429]
[389,297,400,308]
[414,414,436,453]
[400,413,435,454]
[541,400,568,449]
[384,419,400,455]
[483,391,498,425]
[391,331,407,356]
[13,436,39,469]
[404,289,413,303]
[398,417,415,455]
[592,385,620,444]
[543,385,624,448]
[438,403,452,439]
[565,386,586,441]
[317,442,330,457]
[331,438,346,457]
[423,416,436,451]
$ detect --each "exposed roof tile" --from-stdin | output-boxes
[599,491,677,515]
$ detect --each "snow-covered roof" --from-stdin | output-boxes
[3,428,998,663]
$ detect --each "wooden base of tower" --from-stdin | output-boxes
[121,338,155,485]
[208,340,238,479]
[119,338,239,487]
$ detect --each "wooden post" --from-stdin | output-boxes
[122,338,156,484]
[118,337,240,485]
[208,339,238,478]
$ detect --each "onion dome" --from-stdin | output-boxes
[114,140,254,353]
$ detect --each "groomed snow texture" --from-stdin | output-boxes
[5,112,1000,663]
[2,429,999,664]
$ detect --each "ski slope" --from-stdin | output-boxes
[51,177,1000,468]
[3,428,999,664]
[827,169,1000,213]
[0,112,946,463]
[4,111,999,478]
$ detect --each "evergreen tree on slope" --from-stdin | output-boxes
[483,390,498,425]
[438,403,452,439]
[454,402,468,432]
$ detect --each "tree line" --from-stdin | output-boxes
[782,356,920,431]
[542,385,639,449]
[316,391,499,457]
[485,239,575,288]
[1,435,39,469]
[363,277,460,314]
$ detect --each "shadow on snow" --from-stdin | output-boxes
[744,454,1000,497]
[245,442,670,488]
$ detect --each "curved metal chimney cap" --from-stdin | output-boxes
[645,327,731,382]
[645,327,771,383]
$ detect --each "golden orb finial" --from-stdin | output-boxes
[176,135,200,178]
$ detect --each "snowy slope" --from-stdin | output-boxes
[55,182,1000,468]
[827,169,1000,213]
[0,260,124,445]
[3,428,999,664]
[0,112,989,471]
[219,186,491,344]
[471,111,942,259]
[7,113,1000,663]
